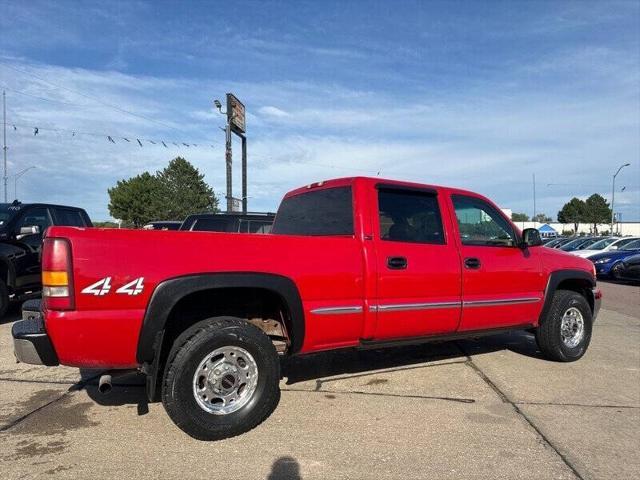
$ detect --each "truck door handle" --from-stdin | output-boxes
[464,257,481,269]
[387,256,408,269]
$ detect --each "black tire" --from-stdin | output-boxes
[162,316,280,441]
[610,262,624,280]
[0,279,9,319]
[535,290,592,362]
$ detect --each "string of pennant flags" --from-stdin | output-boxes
[7,122,218,150]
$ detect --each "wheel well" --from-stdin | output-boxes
[162,287,291,351]
[557,279,594,312]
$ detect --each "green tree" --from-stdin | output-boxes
[511,212,529,222]
[108,172,162,228]
[107,157,218,228]
[557,197,586,233]
[156,157,218,220]
[584,193,611,234]
[532,213,552,223]
[93,221,120,228]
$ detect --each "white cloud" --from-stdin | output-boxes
[0,35,638,221]
[258,106,289,118]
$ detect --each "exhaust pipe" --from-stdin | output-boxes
[98,374,113,394]
[96,369,137,395]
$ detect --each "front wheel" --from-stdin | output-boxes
[535,290,593,362]
[162,317,281,440]
[0,279,9,319]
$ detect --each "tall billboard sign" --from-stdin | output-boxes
[226,93,246,134]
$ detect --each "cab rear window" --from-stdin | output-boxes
[271,187,353,236]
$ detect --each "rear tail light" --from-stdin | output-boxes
[42,238,75,310]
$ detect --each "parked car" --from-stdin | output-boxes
[617,254,640,283]
[571,237,639,258]
[589,239,640,278]
[13,177,601,440]
[559,237,599,252]
[545,237,574,249]
[180,212,275,233]
[0,201,92,316]
[143,221,182,231]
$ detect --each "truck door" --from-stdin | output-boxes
[371,185,462,340]
[12,206,52,289]
[449,194,545,331]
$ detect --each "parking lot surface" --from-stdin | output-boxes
[0,281,638,479]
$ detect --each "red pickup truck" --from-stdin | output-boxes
[13,177,601,440]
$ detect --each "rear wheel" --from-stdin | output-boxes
[610,262,624,280]
[535,290,592,362]
[162,316,280,440]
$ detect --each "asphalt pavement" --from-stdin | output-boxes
[0,281,638,479]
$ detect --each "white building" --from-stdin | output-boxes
[511,221,640,237]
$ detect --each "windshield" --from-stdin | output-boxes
[588,238,618,250]
[615,237,639,249]
[622,239,640,250]
[560,238,589,250]
[0,204,21,229]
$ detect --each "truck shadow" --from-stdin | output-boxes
[81,330,541,408]
[282,330,541,384]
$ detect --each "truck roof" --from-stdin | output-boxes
[283,176,479,199]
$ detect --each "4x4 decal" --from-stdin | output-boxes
[81,277,144,296]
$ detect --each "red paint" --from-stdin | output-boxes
[42,177,597,368]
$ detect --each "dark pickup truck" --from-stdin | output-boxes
[180,212,275,233]
[0,201,92,316]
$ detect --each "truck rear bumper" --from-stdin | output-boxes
[12,306,59,366]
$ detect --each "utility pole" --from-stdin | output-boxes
[3,90,7,203]
[532,173,536,224]
[611,163,630,234]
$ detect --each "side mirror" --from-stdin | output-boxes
[610,245,618,250]
[19,225,41,236]
[521,228,542,248]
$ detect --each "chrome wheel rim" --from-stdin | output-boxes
[560,307,585,348]
[192,346,258,415]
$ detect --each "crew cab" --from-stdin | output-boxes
[0,201,92,317]
[12,177,601,440]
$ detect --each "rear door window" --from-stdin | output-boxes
[272,187,353,236]
[378,188,445,244]
[54,208,87,227]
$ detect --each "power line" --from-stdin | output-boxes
[0,86,93,107]
[9,122,216,149]
[0,62,181,132]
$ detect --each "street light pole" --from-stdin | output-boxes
[611,163,630,234]
[13,166,36,200]
[3,90,7,203]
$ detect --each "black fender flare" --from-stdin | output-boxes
[136,272,305,365]
[538,269,597,324]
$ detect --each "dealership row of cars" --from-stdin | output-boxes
[544,235,640,281]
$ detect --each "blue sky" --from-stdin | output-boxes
[1,0,638,221]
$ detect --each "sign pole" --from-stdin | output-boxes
[241,134,247,213]
[225,116,233,212]
[225,93,246,213]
